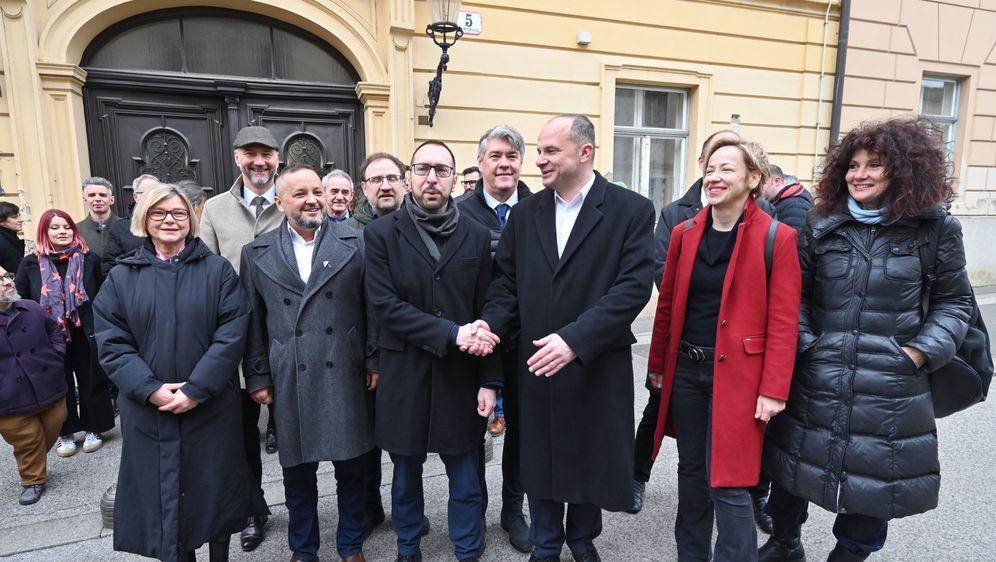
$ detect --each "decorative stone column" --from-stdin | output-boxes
[37,62,89,219]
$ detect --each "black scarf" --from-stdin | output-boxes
[403,193,460,262]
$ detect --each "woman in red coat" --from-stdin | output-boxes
[648,138,801,561]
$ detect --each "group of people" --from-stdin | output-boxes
[0,112,978,562]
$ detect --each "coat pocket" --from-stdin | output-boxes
[814,240,853,280]
[884,242,921,282]
[378,329,405,352]
[742,335,767,355]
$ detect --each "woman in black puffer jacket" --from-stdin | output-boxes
[759,118,975,562]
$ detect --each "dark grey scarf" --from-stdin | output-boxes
[404,192,460,262]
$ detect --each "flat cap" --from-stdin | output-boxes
[233,126,279,150]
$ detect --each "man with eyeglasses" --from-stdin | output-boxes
[456,125,534,553]
[101,174,159,276]
[364,140,501,562]
[199,125,285,552]
[323,170,356,223]
[346,153,407,231]
[454,166,481,203]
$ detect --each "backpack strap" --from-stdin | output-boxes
[683,218,695,231]
[764,218,780,282]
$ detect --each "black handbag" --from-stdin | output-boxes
[917,216,994,418]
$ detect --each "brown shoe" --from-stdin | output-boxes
[342,553,365,562]
[488,416,506,436]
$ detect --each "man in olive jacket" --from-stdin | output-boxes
[241,164,376,562]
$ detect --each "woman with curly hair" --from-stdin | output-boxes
[759,118,975,561]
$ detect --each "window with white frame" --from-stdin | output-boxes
[919,75,960,161]
[612,86,689,215]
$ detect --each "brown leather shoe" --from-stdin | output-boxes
[488,416,506,436]
[342,553,365,562]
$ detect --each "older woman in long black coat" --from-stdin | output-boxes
[94,183,251,562]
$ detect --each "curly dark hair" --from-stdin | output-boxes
[815,118,954,220]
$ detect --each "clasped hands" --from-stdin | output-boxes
[458,320,501,356]
[149,382,199,414]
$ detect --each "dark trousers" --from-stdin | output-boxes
[633,388,661,482]
[283,456,367,560]
[500,348,525,518]
[670,353,756,562]
[766,480,889,556]
[527,498,601,558]
[61,330,114,435]
[390,450,483,560]
[364,390,384,514]
[239,389,270,517]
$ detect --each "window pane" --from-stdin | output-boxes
[273,28,357,84]
[649,137,683,212]
[185,18,272,78]
[921,78,957,117]
[612,136,639,191]
[87,20,183,72]
[643,90,683,129]
[615,89,637,127]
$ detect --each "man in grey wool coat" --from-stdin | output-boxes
[240,164,378,562]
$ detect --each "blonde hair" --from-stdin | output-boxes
[130,183,200,237]
[704,138,771,199]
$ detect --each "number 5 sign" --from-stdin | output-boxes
[458,11,482,35]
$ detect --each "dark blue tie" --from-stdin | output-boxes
[496,203,510,230]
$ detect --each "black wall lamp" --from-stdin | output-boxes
[425,0,463,127]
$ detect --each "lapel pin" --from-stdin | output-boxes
[323,261,330,268]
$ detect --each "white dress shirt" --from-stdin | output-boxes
[554,173,595,258]
[243,185,276,213]
[482,187,520,213]
[287,223,320,284]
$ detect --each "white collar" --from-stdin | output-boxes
[482,187,519,210]
[243,184,276,207]
[286,223,320,245]
[555,173,595,207]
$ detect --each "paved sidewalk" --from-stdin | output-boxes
[3,315,996,560]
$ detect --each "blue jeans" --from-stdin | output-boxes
[390,450,484,560]
[282,455,367,560]
[527,498,601,559]
[494,390,504,417]
[670,353,757,562]
[766,480,889,556]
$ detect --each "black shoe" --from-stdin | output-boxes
[18,484,45,505]
[240,515,268,552]
[395,552,422,562]
[827,544,868,562]
[572,546,602,562]
[364,504,386,539]
[751,491,774,535]
[265,428,278,454]
[209,538,230,562]
[421,515,431,536]
[624,480,646,514]
[758,523,806,562]
[500,513,532,553]
[528,556,559,562]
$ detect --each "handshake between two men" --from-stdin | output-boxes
[456,320,578,377]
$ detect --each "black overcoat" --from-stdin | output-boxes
[364,207,502,456]
[482,173,655,511]
[93,238,250,562]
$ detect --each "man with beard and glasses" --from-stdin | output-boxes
[241,164,377,562]
[346,153,407,231]
[364,140,501,562]
[199,125,283,552]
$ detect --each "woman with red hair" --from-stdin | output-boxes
[15,209,114,457]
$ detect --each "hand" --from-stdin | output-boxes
[477,387,497,418]
[159,389,199,414]
[458,320,500,356]
[755,394,786,424]
[527,333,577,377]
[366,370,379,391]
[148,382,185,407]
[251,387,274,405]
[901,346,927,369]
[648,372,663,390]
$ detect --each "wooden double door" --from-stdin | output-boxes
[84,70,364,216]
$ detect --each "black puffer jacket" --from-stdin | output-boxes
[770,183,814,234]
[764,206,974,520]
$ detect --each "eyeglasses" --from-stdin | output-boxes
[1,272,14,282]
[410,164,454,178]
[462,180,477,187]
[148,209,190,221]
[363,175,403,187]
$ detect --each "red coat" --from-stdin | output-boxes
[649,198,801,487]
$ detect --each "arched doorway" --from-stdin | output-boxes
[81,7,364,214]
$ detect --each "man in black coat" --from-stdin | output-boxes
[456,124,533,553]
[100,174,158,275]
[364,140,501,562]
[478,114,655,562]
[763,164,813,234]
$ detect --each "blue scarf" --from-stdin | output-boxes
[847,196,887,225]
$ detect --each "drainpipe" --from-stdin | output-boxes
[829,0,852,145]
[813,0,835,178]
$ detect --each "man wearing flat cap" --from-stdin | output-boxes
[200,124,285,551]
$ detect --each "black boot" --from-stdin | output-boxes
[758,523,806,562]
[827,544,868,562]
[750,490,774,535]
[209,538,230,562]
